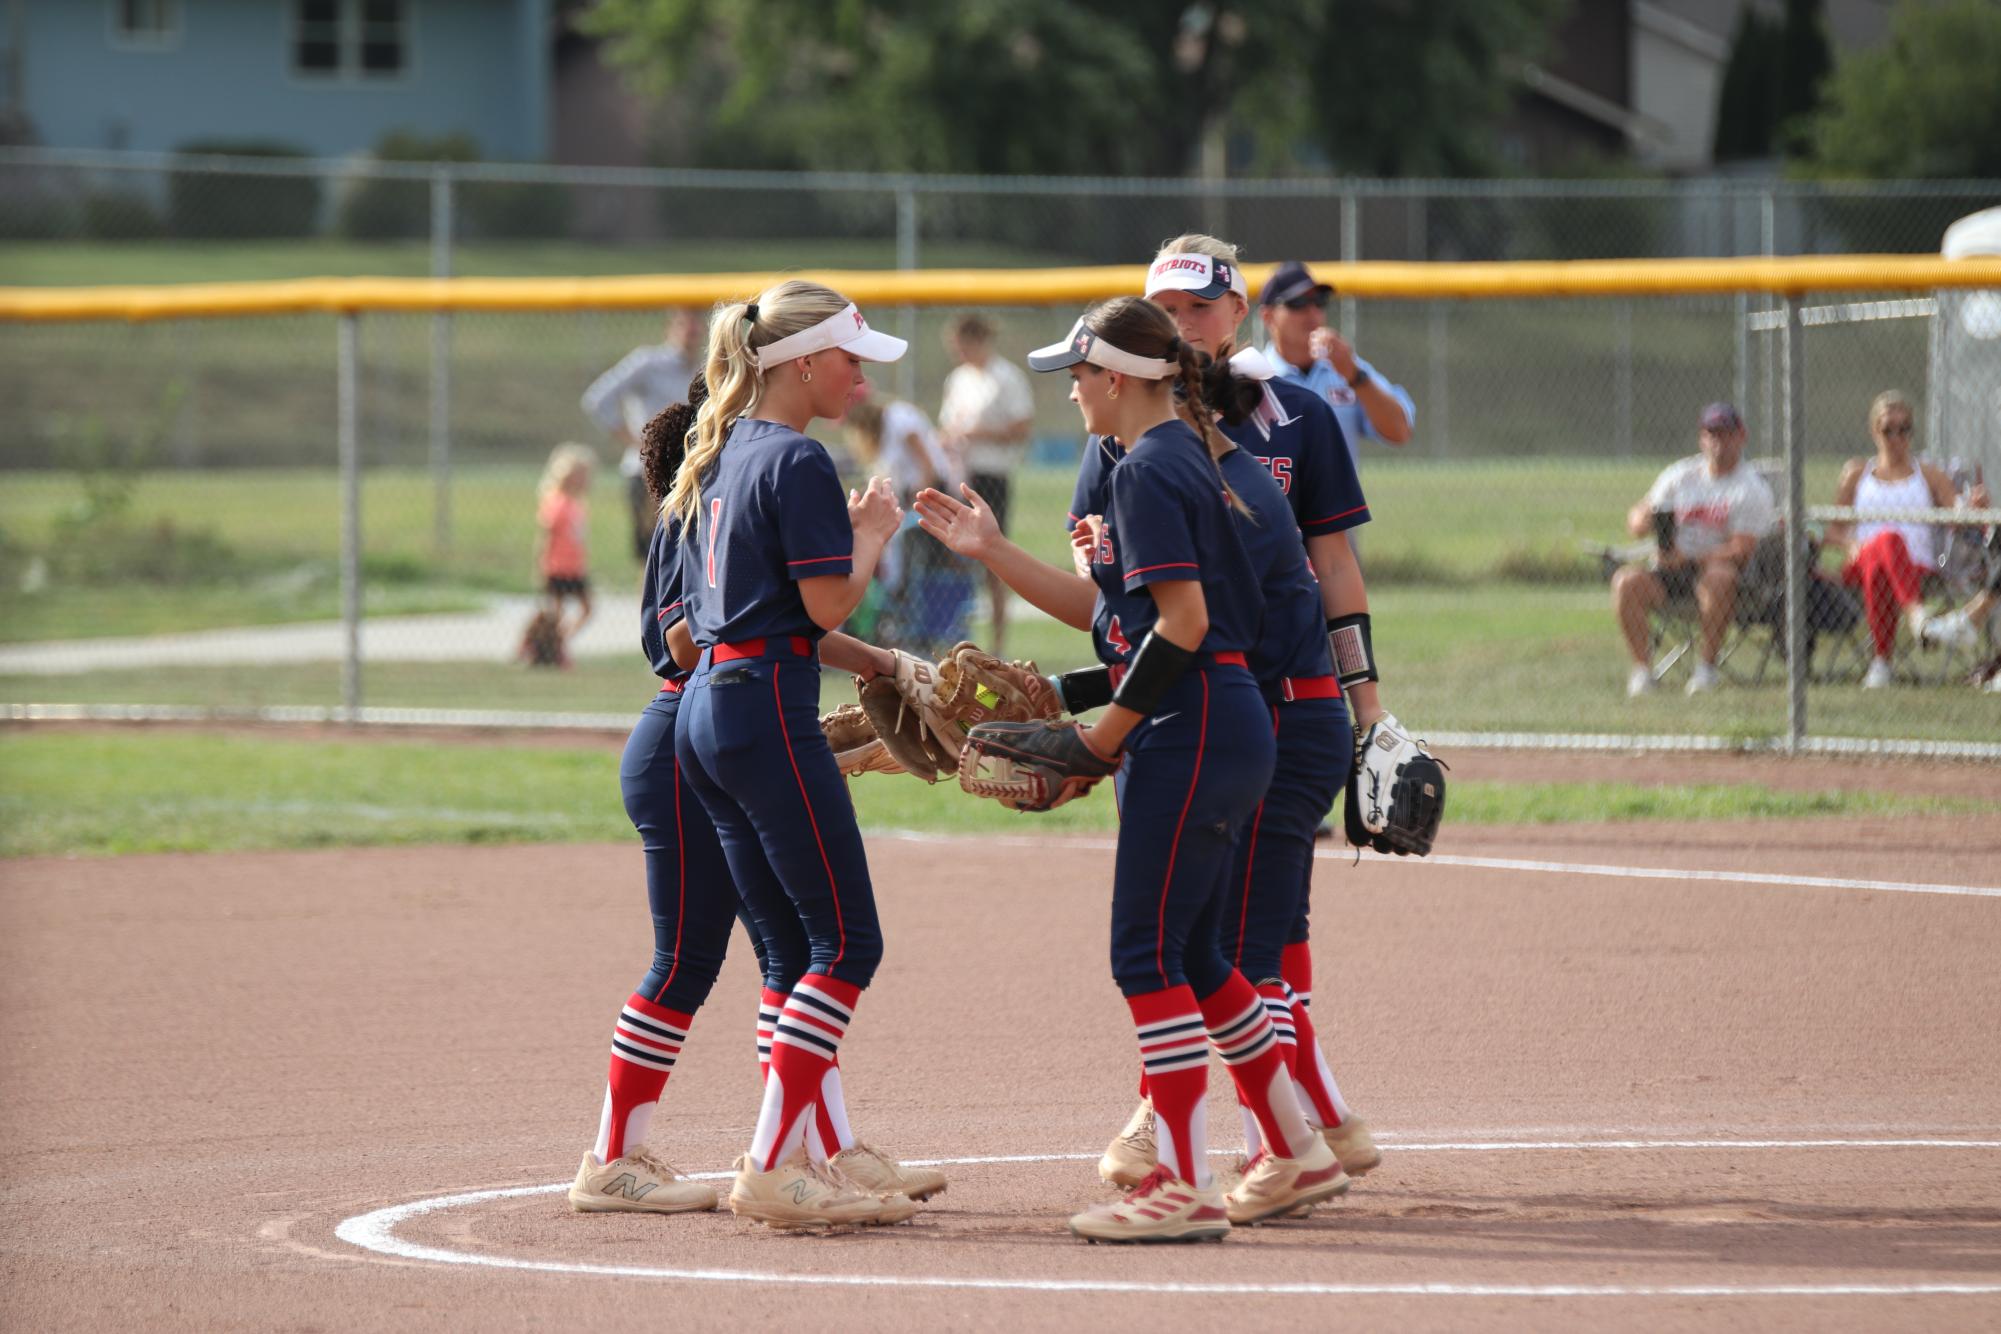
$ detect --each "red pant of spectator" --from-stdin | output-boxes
[1842,530,1930,656]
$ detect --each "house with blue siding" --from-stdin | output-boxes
[4,0,552,161]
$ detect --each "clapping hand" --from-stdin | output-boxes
[913,483,1003,560]
[848,475,902,545]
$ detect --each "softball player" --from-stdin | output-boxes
[566,391,739,1217]
[1095,235,1387,1180]
[666,279,929,1230]
[918,297,1344,1241]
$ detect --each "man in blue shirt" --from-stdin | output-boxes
[1258,261,1415,474]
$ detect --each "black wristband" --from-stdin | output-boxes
[1347,367,1372,389]
[1053,664,1114,714]
[1111,632,1197,717]
[1327,612,1378,689]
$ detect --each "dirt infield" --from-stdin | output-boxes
[3,817,1999,1331]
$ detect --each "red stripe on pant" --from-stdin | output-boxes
[773,662,848,970]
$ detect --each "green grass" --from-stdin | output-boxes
[4,729,1992,858]
[0,238,1066,287]
[5,458,1995,745]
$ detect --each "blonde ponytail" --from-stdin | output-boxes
[663,279,855,531]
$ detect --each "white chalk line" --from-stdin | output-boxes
[876,830,2001,900]
[335,1137,2001,1297]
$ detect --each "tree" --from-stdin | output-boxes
[1804,0,2001,177]
[1713,5,1780,162]
[1774,0,1832,157]
[583,0,1569,178]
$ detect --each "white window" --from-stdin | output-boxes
[293,0,407,80]
[110,0,181,50]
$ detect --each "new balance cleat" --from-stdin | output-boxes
[727,1155,886,1230]
[830,1143,948,1202]
[567,1148,718,1215]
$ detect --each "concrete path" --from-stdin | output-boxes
[0,597,635,675]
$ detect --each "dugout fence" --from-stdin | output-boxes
[2,256,1998,757]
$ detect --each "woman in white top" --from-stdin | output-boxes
[1830,390,1988,686]
[844,396,971,652]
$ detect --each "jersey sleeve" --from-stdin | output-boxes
[1643,461,1681,510]
[1289,392,1370,536]
[1067,436,1112,530]
[779,443,855,580]
[1110,457,1201,592]
[1347,356,1417,440]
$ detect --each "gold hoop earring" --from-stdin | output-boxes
[801,370,814,384]
[1108,386,1120,400]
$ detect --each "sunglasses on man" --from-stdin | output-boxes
[1283,291,1330,311]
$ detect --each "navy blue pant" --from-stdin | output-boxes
[1219,695,1351,982]
[1108,665,1277,998]
[676,647,884,992]
[619,687,755,1013]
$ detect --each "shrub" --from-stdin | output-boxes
[461,179,573,240]
[168,140,320,238]
[336,130,478,240]
[79,190,165,240]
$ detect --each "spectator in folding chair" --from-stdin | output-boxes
[1827,391,1991,689]
[1613,402,1777,697]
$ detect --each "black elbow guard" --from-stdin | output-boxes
[1054,664,1115,714]
[1327,613,1378,690]
[1111,632,1198,717]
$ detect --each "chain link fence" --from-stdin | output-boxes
[2,150,1997,752]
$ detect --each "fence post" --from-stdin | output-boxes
[1427,299,1449,456]
[338,312,363,720]
[1339,187,1359,340]
[895,182,918,404]
[429,165,453,557]
[1781,294,1806,753]
[1614,299,1633,457]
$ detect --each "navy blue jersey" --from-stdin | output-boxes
[678,418,853,647]
[1083,420,1263,665]
[639,516,689,681]
[1216,446,1334,687]
[1220,378,1369,538]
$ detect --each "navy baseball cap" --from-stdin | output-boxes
[1699,402,1743,431]
[1259,260,1333,308]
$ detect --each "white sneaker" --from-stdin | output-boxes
[1863,657,1893,689]
[1626,665,1656,698]
[567,1148,718,1214]
[1685,661,1719,695]
[1921,610,1978,652]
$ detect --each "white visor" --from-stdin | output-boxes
[1027,317,1177,379]
[1144,252,1248,301]
[754,303,908,371]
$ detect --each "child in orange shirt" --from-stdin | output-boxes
[537,443,597,650]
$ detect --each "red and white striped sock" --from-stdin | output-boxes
[1202,971,1314,1159]
[1129,986,1211,1187]
[1282,941,1353,1128]
[755,986,785,1084]
[749,974,858,1171]
[1239,981,1301,1155]
[591,993,691,1163]
[814,1062,856,1156]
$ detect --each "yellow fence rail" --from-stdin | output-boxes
[4,255,2001,322]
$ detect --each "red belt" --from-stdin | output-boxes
[1279,674,1340,702]
[659,677,684,693]
[1107,649,1248,688]
[711,636,813,663]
